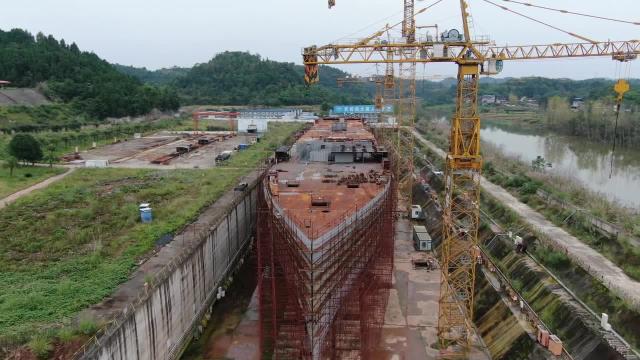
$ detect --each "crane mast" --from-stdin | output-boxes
[437,2,483,356]
[396,0,417,204]
[307,0,639,357]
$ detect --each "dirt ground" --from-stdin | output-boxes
[373,205,442,359]
[77,131,255,169]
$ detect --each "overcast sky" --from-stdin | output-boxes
[2,0,639,79]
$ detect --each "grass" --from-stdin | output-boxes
[27,335,52,359]
[0,168,242,345]
[0,166,66,198]
[0,122,303,348]
[221,122,304,168]
[0,104,83,133]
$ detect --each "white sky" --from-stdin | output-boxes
[1,0,639,79]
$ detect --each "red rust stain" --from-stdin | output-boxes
[270,118,390,239]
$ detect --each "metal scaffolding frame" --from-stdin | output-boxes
[257,156,396,359]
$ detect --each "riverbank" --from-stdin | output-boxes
[418,116,640,226]
[411,127,640,307]
[412,130,640,355]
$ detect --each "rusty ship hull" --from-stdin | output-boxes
[258,118,395,359]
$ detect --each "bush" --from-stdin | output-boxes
[56,327,76,342]
[482,160,496,176]
[24,172,33,178]
[519,181,539,195]
[78,318,98,336]
[506,175,527,188]
[27,336,52,359]
[537,247,571,270]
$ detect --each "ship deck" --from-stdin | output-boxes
[268,118,389,239]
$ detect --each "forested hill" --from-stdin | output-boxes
[170,52,372,106]
[413,77,640,107]
[479,77,640,105]
[113,64,190,86]
[0,29,179,118]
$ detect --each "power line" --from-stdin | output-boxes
[480,0,597,43]
[332,0,445,44]
[501,0,640,26]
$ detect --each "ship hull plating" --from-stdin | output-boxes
[258,119,395,359]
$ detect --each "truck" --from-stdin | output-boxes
[215,150,233,161]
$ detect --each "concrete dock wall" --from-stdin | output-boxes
[77,178,259,360]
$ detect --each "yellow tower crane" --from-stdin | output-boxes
[337,75,387,110]
[325,0,421,203]
[305,0,639,357]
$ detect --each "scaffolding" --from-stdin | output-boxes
[257,158,396,359]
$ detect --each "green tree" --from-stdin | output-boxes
[44,145,57,167]
[0,29,180,120]
[3,156,19,176]
[8,134,43,164]
[173,51,371,106]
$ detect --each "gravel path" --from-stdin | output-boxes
[0,167,76,210]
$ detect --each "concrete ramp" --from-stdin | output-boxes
[0,88,50,106]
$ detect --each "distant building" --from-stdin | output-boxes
[0,80,10,89]
[331,104,394,121]
[481,95,496,105]
[571,97,585,110]
[238,108,301,119]
[194,111,238,120]
[236,108,316,133]
[519,96,539,108]
[495,96,509,105]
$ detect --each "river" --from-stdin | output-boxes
[479,122,640,209]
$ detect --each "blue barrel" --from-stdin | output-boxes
[140,207,153,223]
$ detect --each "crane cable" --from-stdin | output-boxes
[480,0,598,43]
[379,0,446,40]
[500,0,640,26]
[330,0,444,45]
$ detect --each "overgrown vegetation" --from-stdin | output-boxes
[0,29,179,119]
[417,117,640,280]
[480,143,640,281]
[419,77,640,146]
[172,51,371,106]
[0,118,184,162]
[0,123,301,350]
[478,77,640,105]
[480,194,640,352]
[0,104,89,133]
[0,166,65,198]
[113,64,190,86]
[545,96,640,146]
